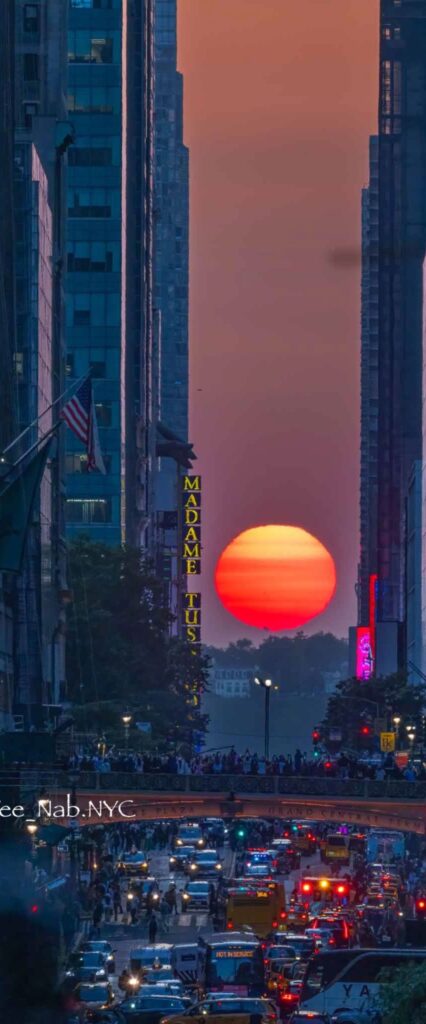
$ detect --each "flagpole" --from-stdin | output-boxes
[2,373,88,456]
[0,422,62,493]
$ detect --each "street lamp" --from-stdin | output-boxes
[122,712,132,752]
[254,677,278,759]
[393,716,401,750]
[407,730,416,752]
[26,820,38,837]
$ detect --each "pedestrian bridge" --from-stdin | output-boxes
[42,771,426,834]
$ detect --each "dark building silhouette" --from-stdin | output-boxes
[358,1,426,660]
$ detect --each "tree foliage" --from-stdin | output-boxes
[380,961,426,1023]
[206,631,348,696]
[66,537,210,743]
[321,672,425,750]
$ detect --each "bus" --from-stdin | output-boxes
[220,886,284,937]
[366,830,405,863]
[200,935,265,997]
[299,949,426,1016]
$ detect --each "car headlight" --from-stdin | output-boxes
[216,864,222,870]
[177,839,183,846]
[95,970,106,977]
[170,857,176,864]
[152,893,159,900]
[183,893,189,900]
[190,863,197,871]
[127,893,134,900]
[107,955,113,962]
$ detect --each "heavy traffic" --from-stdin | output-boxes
[60,816,426,1024]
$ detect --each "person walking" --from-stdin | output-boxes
[148,910,158,944]
[92,899,103,938]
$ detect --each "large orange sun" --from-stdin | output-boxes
[215,525,336,631]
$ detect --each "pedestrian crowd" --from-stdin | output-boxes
[65,746,426,782]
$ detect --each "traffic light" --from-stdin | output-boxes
[359,724,372,737]
[236,827,246,839]
[312,728,321,745]
[416,898,426,918]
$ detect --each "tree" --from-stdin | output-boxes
[380,960,426,1023]
[321,672,425,752]
[207,631,348,694]
[66,537,209,745]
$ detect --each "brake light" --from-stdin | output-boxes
[280,992,298,1003]
[227,920,233,929]
[280,911,286,919]
[337,885,346,894]
[417,900,426,910]
[272,920,278,928]
[302,883,311,893]
[328,937,336,945]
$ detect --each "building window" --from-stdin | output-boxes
[68,147,112,167]
[13,352,24,377]
[68,33,114,64]
[95,401,112,427]
[66,354,75,376]
[68,190,117,219]
[67,241,116,273]
[71,0,114,7]
[24,4,39,32]
[65,498,112,523]
[73,308,91,326]
[23,53,39,81]
[66,452,111,474]
[23,102,38,128]
[68,87,118,114]
[90,360,106,378]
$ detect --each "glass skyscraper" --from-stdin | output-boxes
[154,0,189,448]
[66,0,125,543]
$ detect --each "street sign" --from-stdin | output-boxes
[380,731,395,752]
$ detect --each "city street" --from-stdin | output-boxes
[97,838,326,984]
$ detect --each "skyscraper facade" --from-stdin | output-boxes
[154,0,189,446]
[65,0,156,550]
[358,137,379,627]
[12,0,70,719]
[358,1,426,664]
[153,0,190,623]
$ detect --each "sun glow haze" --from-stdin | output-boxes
[214,525,336,631]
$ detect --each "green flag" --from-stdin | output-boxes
[0,439,52,573]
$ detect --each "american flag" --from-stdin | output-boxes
[61,377,106,474]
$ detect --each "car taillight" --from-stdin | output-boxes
[280,992,298,1003]
[328,937,336,945]
[280,911,286,919]
[227,920,233,930]
[272,920,278,928]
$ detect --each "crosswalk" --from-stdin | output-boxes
[177,913,209,928]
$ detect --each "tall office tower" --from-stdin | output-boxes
[153,0,190,622]
[0,2,16,727]
[358,137,379,627]
[13,0,71,721]
[357,1,426,669]
[0,2,16,452]
[65,0,155,550]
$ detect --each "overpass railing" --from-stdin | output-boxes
[45,771,426,801]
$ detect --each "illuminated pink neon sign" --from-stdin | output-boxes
[356,626,373,680]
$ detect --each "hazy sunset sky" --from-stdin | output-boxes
[178,0,378,647]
